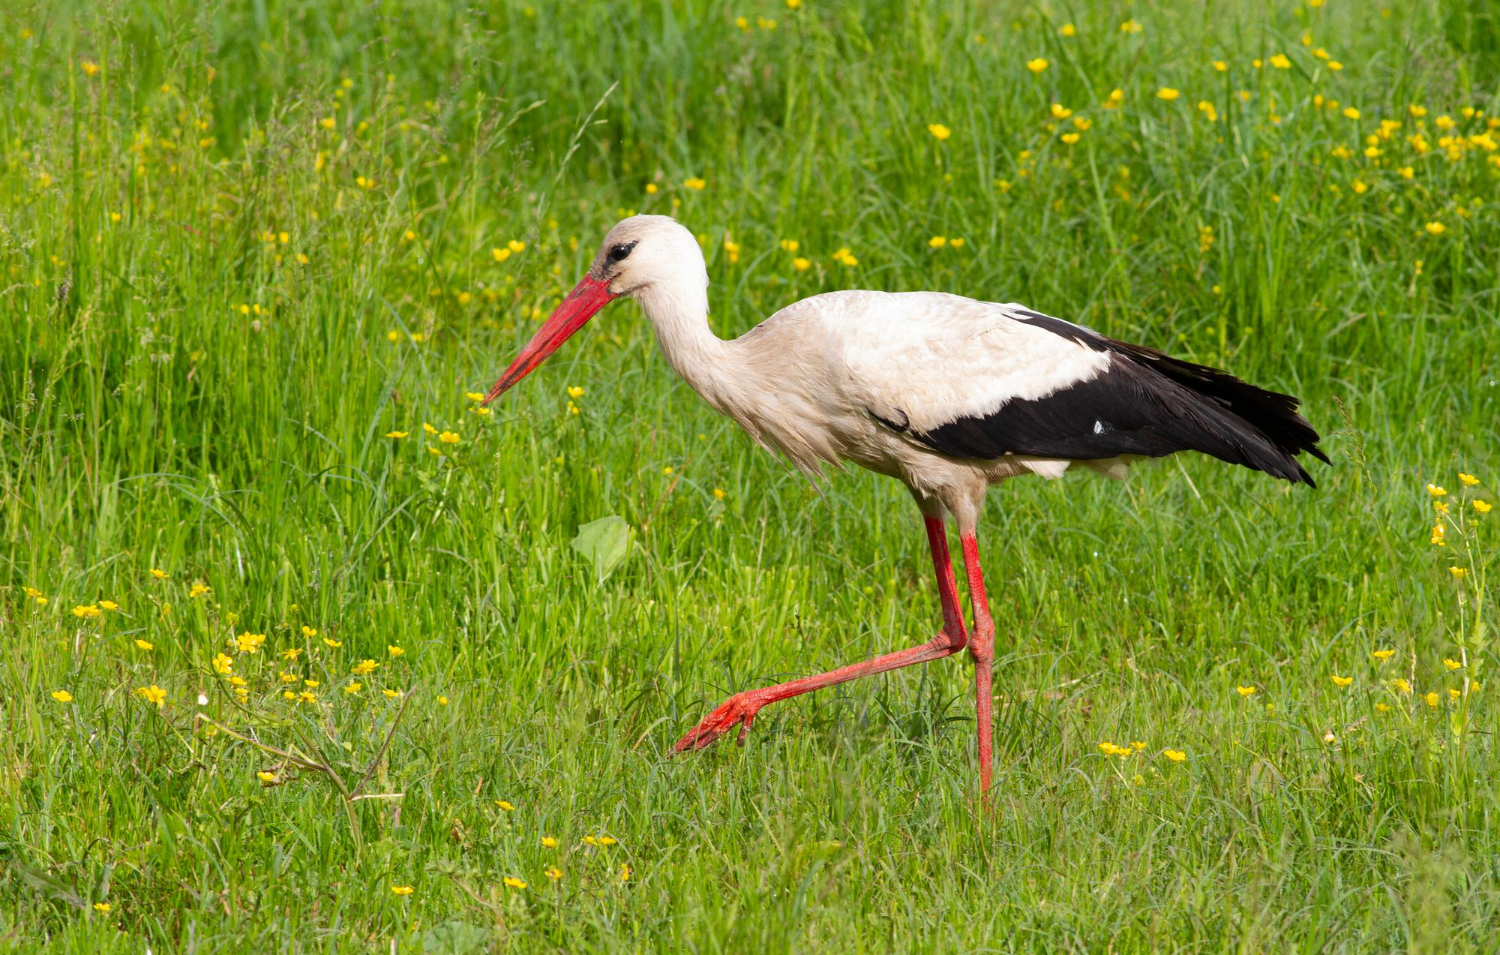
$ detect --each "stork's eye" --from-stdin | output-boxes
[608,241,637,263]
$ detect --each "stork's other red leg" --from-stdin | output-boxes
[960,532,995,796]
[674,515,968,752]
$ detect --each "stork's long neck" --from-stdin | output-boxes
[634,279,741,413]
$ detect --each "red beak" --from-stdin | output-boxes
[483,275,618,404]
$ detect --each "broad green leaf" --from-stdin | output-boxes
[570,515,632,580]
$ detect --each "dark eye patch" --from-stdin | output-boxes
[608,241,637,263]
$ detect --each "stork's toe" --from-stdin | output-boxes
[674,693,761,753]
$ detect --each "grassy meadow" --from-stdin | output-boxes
[3,0,1499,949]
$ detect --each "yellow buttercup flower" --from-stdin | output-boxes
[1444,658,1463,670]
[438,431,460,444]
[1236,685,1256,697]
[137,685,167,707]
[545,866,563,880]
[1162,749,1186,762]
[683,177,706,191]
[542,836,559,848]
[1025,58,1049,74]
[1331,675,1353,687]
[503,877,526,889]
[51,690,73,703]
[1475,500,1493,513]
[391,885,414,897]
[135,639,153,651]
[1449,567,1467,579]
[1157,88,1180,101]
[1372,649,1395,661]
[1427,483,1448,497]
[1458,473,1479,486]
[1424,691,1439,708]
[352,659,379,676]
[72,604,102,619]
[496,800,516,811]
[927,123,952,140]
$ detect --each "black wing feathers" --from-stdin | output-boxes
[887,310,1327,486]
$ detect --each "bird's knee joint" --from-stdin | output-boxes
[968,619,994,665]
[928,629,967,653]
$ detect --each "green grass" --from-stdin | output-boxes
[2,0,1498,950]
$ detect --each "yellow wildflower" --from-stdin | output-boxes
[503,877,526,890]
[257,771,276,783]
[545,866,563,880]
[344,681,362,695]
[92,902,111,913]
[51,690,73,703]
[1163,749,1186,762]
[1060,23,1076,37]
[1475,500,1493,513]
[1428,483,1448,497]
[1343,107,1360,119]
[137,685,167,707]
[236,632,266,653]
[99,600,119,611]
[1331,675,1353,687]
[391,885,413,897]
[438,431,460,444]
[1449,567,1467,579]
[1157,88,1181,101]
[72,604,102,619]
[189,581,210,598]
[1444,658,1463,670]
[1269,54,1291,69]
[1424,691,1439,708]
[1236,685,1256,697]
[1025,58,1049,74]
[212,653,233,674]
[1373,649,1395,661]
[1392,678,1412,694]
[683,177,706,190]
[1120,19,1142,34]
[352,659,379,676]
[927,123,952,140]
[542,836,559,848]
[496,800,516,811]
[1458,473,1479,486]
[388,645,405,657]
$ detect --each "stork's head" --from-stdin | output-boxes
[483,215,704,403]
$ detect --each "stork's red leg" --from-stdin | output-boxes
[960,532,995,796]
[674,516,968,752]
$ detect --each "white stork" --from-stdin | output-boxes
[484,215,1326,795]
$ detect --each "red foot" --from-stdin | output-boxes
[674,692,765,752]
